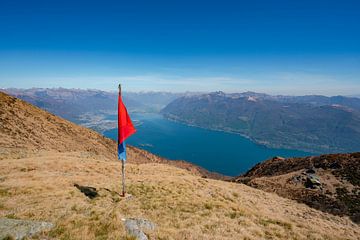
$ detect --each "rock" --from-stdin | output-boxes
[124,193,134,201]
[305,174,322,189]
[124,218,156,240]
[0,218,54,240]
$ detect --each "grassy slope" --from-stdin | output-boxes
[0,91,359,239]
[1,151,359,240]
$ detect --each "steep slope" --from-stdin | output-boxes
[0,91,117,160]
[161,92,360,153]
[234,153,360,223]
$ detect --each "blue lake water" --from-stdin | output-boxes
[103,113,311,176]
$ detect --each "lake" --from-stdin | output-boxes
[103,113,311,176]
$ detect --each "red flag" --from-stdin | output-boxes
[118,94,136,144]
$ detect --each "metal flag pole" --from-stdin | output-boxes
[119,84,126,197]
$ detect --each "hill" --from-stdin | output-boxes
[161,91,360,153]
[0,91,359,239]
[234,153,360,223]
[0,91,117,160]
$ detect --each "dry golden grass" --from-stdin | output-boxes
[1,91,359,239]
[0,151,359,240]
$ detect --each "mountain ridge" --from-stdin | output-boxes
[161,91,360,153]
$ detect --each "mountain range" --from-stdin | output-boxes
[161,91,360,153]
[1,91,359,239]
[2,88,183,117]
[4,88,360,154]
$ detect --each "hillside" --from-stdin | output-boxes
[161,91,360,153]
[0,91,224,179]
[234,153,360,223]
[1,91,359,239]
[0,91,117,160]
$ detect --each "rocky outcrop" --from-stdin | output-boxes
[234,153,360,223]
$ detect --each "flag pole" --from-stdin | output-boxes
[119,84,126,197]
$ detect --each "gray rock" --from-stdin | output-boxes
[124,218,156,240]
[305,174,322,189]
[0,218,54,240]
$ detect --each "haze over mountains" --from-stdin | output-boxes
[162,91,360,153]
[4,88,360,154]
[2,88,184,133]
[3,88,182,117]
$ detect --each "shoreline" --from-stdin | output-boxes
[95,112,322,155]
[161,114,322,155]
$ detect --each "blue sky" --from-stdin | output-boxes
[0,0,359,95]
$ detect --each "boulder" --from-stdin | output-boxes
[124,218,156,240]
[305,174,322,189]
[0,218,53,240]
